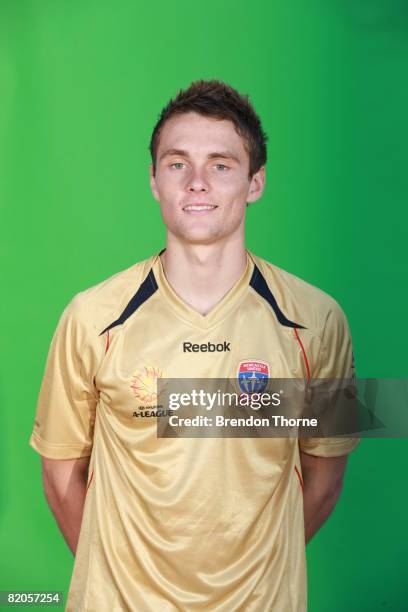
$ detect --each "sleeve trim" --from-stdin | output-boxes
[29,432,93,460]
[299,438,360,458]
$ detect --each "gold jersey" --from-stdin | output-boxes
[29,248,359,611]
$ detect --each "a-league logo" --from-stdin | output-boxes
[130,366,163,403]
[237,360,270,393]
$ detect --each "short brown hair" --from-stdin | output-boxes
[149,79,268,178]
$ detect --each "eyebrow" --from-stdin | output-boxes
[158,148,241,163]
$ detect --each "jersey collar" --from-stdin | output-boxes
[151,248,255,330]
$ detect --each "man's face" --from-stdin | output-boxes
[150,112,265,246]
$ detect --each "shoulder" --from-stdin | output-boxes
[249,251,349,340]
[60,254,156,336]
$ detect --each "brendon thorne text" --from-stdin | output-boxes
[167,415,318,428]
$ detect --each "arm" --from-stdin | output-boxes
[41,455,91,556]
[300,450,348,544]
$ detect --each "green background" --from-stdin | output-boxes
[1,0,407,610]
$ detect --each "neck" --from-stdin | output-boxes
[159,237,248,316]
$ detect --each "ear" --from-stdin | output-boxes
[247,166,266,204]
[149,163,160,202]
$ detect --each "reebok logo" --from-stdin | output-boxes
[183,341,231,353]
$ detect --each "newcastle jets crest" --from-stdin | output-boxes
[237,360,270,394]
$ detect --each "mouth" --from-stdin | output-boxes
[183,204,218,215]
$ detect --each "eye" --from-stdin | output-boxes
[215,163,229,171]
[170,162,185,170]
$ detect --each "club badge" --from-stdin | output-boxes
[237,360,270,394]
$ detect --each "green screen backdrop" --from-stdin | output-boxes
[1,1,407,610]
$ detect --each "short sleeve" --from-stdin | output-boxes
[29,295,101,459]
[298,300,361,458]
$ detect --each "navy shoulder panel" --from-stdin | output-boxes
[99,268,158,335]
[249,264,305,329]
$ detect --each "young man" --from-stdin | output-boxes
[29,80,359,611]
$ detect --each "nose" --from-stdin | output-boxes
[187,167,209,193]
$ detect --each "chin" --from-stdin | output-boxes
[169,222,220,243]
[176,229,223,245]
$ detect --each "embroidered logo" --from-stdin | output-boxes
[237,360,270,394]
[130,366,163,403]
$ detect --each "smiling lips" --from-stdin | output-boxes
[183,204,218,214]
